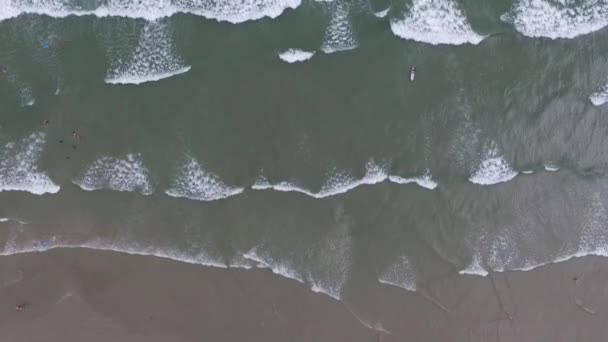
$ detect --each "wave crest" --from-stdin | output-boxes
[0,0,301,23]
[0,132,60,195]
[390,0,484,45]
[74,153,154,195]
[165,156,244,201]
[502,0,608,39]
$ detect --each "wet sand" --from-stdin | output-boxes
[1,248,607,342]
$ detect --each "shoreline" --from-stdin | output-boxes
[1,248,608,341]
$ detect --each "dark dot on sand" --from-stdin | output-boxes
[66,156,71,160]
[72,145,77,150]
[59,140,64,143]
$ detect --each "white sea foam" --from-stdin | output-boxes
[0,0,301,24]
[165,156,244,201]
[463,194,608,276]
[242,247,305,283]
[251,175,273,190]
[521,170,534,174]
[590,84,608,106]
[253,163,436,198]
[80,240,228,268]
[306,223,352,300]
[242,224,351,300]
[502,0,608,39]
[228,254,258,269]
[74,153,154,195]
[388,170,438,190]
[486,234,521,273]
[320,2,358,53]
[0,132,60,195]
[20,87,35,107]
[0,237,351,301]
[544,164,559,171]
[469,147,518,185]
[105,21,190,85]
[253,162,385,198]
[390,0,484,45]
[0,239,227,268]
[278,49,315,63]
[378,255,417,291]
[0,217,26,225]
[374,8,389,18]
[316,162,387,197]
[106,67,191,85]
[458,253,488,276]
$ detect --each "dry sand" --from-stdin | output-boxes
[1,248,608,342]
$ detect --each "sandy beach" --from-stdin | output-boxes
[0,248,607,342]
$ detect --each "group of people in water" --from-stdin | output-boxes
[41,119,81,159]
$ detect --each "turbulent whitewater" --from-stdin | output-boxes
[74,153,154,195]
[469,147,518,185]
[388,171,438,190]
[0,132,60,195]
[502,0,608,39]
[590,83,608,106]
[242,223,352,300]
[105,20,190,85]
[165,156,244,201]
[278,49,315,63]
[253,162,437,198]
[0,0,301,23]
[320,2,358,53]
[390,0,484,45]
[378,255,417,291]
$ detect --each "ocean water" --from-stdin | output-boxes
[2,0,608,331]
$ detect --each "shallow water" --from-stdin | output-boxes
[2,0,608,330]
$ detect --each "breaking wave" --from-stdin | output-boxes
[374,8,389,18]
[278,49,315,63]
[0,132,60,195]
[0,0,301,24]
[388,171,438,190]
[105,20,190,85]
[502,0,608,39]
[253,162,437,198]
[320,2,358,54]
[390,0,484,45]
[73,153,154,195]
[165,156,244,201]
[590,83,608,106]
[469,147,518,185]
